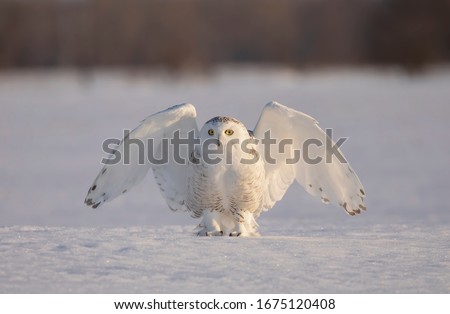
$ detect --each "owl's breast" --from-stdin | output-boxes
[185,151,265,218]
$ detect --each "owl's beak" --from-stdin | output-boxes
[217,134,225,147]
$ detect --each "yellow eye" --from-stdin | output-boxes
[208,129,215,136]
[224,129,234,136]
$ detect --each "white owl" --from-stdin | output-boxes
[85,102,366,236]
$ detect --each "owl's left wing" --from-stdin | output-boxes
[253,101,366,216]
[85,103,198,211]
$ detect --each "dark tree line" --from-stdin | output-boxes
[1,0,449,70]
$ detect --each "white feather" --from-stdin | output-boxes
[253,101,366,215]
[85,103,198,210]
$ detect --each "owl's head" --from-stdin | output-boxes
[199,116,250,148]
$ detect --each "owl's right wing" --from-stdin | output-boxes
[253,101,366,216]
[85,103,199,212]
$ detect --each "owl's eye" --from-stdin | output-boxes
[208,129,215,136]
[224,129,234,136]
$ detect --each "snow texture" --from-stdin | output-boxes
[0,67,449,293]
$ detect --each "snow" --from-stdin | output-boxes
[1,224,449,293]
[0,67,449,293]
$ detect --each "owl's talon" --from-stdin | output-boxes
[229,232,241,237]
[205,230,224,236]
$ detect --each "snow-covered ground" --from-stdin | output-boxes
[0,67,449,293]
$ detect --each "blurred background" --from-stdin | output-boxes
[1,0,449,227]
[1,0,450,71]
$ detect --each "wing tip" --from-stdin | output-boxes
[84,184,108,209]
[84,196,102,209]
[341,201,367,216]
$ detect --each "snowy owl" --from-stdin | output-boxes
[85,102,366,236]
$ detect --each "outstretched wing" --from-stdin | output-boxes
[85,103,198,211]
[253,101,366,216]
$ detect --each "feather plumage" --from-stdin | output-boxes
[85,101,366,236]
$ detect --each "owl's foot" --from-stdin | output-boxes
[195,210,260,237]
[206,230,224,237]
[196,227,224,236]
